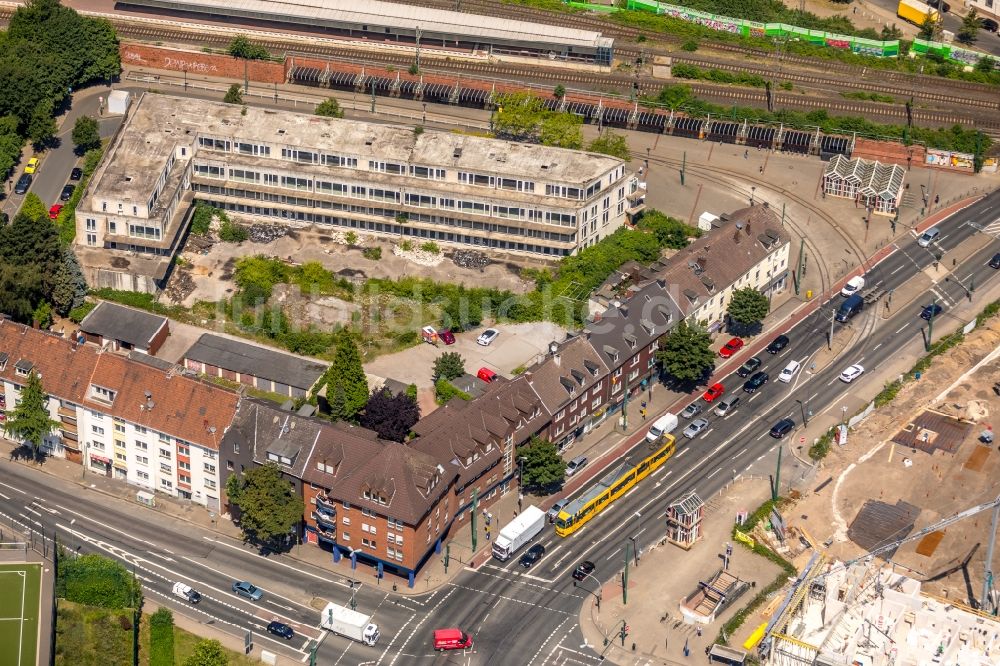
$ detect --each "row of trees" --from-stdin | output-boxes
[0,0,119,175]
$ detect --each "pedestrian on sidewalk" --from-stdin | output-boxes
[744,150,748,159]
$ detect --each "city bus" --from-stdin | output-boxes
[554,434,676,537]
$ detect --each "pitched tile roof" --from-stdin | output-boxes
[183,333,328,392]
[224,399,327,478]
[411,376,547,489]
[523,335,608,414]
[78,301,168,349]
[655,206,790,317]
[585,278,682,369]
[0,318,239,450]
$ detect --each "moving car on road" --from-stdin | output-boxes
[742,371,769,394]
[434,628,473,651]
[520,544,545,568]
[683,418,709,439]
[766,335,789,354]
[231,580,263,601]
[477,328,500,345]
[172,582,201,604]
[841,276,865,297]
[840,364,865,383]
[702,383,725,402]
[920,303,943,320]
[572,560,596,581]
[991,253,1000,269]
[778,360,801,384]
[736,356,762,378]
[267,621,295,640]
[719,337,744,358]
[770,418,795,439]
[917,227,940,247]
[547,499,569,523]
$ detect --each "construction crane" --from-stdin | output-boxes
[761,493,1000,663]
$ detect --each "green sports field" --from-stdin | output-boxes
[0,563,41,666]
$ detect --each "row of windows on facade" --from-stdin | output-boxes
[196,137,621,200]
[85,411,210,457]
[690,256,787,319]
[552,358,654,424]
[197,197,579,257]
[194,164,588,226]
[92,450,210,488]
[552,360,656,438]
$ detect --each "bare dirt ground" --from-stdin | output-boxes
[781,316,1000,605]
[169,221,536,308]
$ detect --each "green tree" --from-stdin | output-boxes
[182,639,228,666]
[406,383,418,402]
[51,248,88,316]
[432,351,465,381]
[553,84,566,99]
[315,97,345,118]
[656,321,715,383]
[539,112,583,149]
[434,378,472,404]
[957,8,980,44]
[32,300,52,329]
[227,34,269,60]
[637,210,700,249]
[27,98,57,148]
[223,83,243,105]
[492,92,546,143]
[71,115,101,153]
[587,131,631,160]
[726,287,770,333]
[975,56,995,73]
[3,370,59,456]
[520,437,565,491]
[919,11,941,39]
[225,462,304,550]
[0,207,63,323]
[321,329,368,421]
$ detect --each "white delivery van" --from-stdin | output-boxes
[645,412,678,442]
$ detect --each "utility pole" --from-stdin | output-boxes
[772,446,782,501]
[781,202,786,227]
[680,151,686,186]
[471,488,479,552]
[828,309,835,351]
[415,26,422,72]
[925,297,937,352]
[244,59,249,94]
[982,503,1000,613]
[620,371,629,431]
[370,84,376,114]
[623,541,630,605]
[795,239,805,296]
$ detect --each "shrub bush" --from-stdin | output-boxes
[57,554,142,609]
[363,246,382,260]
[149,608,175,666]
[435,378,472,404]
[68,301,96,323]
[218,219,249,243]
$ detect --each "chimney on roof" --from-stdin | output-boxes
[143,390,155,411]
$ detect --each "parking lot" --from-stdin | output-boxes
[365,321,568,389]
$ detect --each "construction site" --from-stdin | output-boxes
[741,315,1000,665]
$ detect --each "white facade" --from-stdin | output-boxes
[688,240,791,328]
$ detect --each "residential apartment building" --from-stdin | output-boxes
[74,93,643,293]
[0,318,239,510]
[657,205,791,332]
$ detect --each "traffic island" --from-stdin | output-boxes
[578,477,780,664]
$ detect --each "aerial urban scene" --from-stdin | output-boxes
[1,0,1000,664]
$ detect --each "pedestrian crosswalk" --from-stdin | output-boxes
[966,217,1000,237]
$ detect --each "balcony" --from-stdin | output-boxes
[58,406,76,421]
[312,506,337,531]
[60,419,77,433]
[315,491,337,513]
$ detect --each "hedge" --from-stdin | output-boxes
[149,608,175,666]
[57,554,142,610]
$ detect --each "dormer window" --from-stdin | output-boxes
[266,451,294,466]
[624,334,637,350]
[583,360,599,377]
[14,359,33,377]
[362,490,389,505]
[316,461,335,474]
[90,384,116,404]
[0,352,8,372]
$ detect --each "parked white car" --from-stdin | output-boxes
[477,328,500,346]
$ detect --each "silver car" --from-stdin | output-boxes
[680,403,703,419]
[683,418,709,439]
[477,328,499,346]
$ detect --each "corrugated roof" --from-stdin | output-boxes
[184,333,327,391]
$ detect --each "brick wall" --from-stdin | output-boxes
[121,43,285,84]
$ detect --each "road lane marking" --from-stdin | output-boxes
[202,537,352,587]
[0,482,27,494]
[706,468,721,479]
[733,448,747,459]
[749,393,760,402]
[895,324,908,334]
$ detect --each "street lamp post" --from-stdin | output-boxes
[796,399,810,425]
[750,186,757,206]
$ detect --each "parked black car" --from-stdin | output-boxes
[766,335,789,354]
[742,371,769,394]
[736,356,762,378]
[70,167,83,181]
[60,184,75,201]
[14,173,32,194]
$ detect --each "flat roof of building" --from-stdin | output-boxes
[93,94,622,205]
[124,0,611,47]
[78,301,168,348]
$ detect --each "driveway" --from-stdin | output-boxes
[365,321,568,389]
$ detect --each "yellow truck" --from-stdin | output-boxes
[897,0,940,26]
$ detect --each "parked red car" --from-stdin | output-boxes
[718,337,744,358]
[438,329,456,345]
[477,367,498,383]
[48,203,64,220]
[702,383,725,402]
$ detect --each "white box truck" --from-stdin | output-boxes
[492,505,546,561]
[646,412,678,442]
[320,602,380,646]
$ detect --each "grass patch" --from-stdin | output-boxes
[672,62,767,87]
[841,91,895,103]
[55,600,133,666]
[136,612,258,666]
